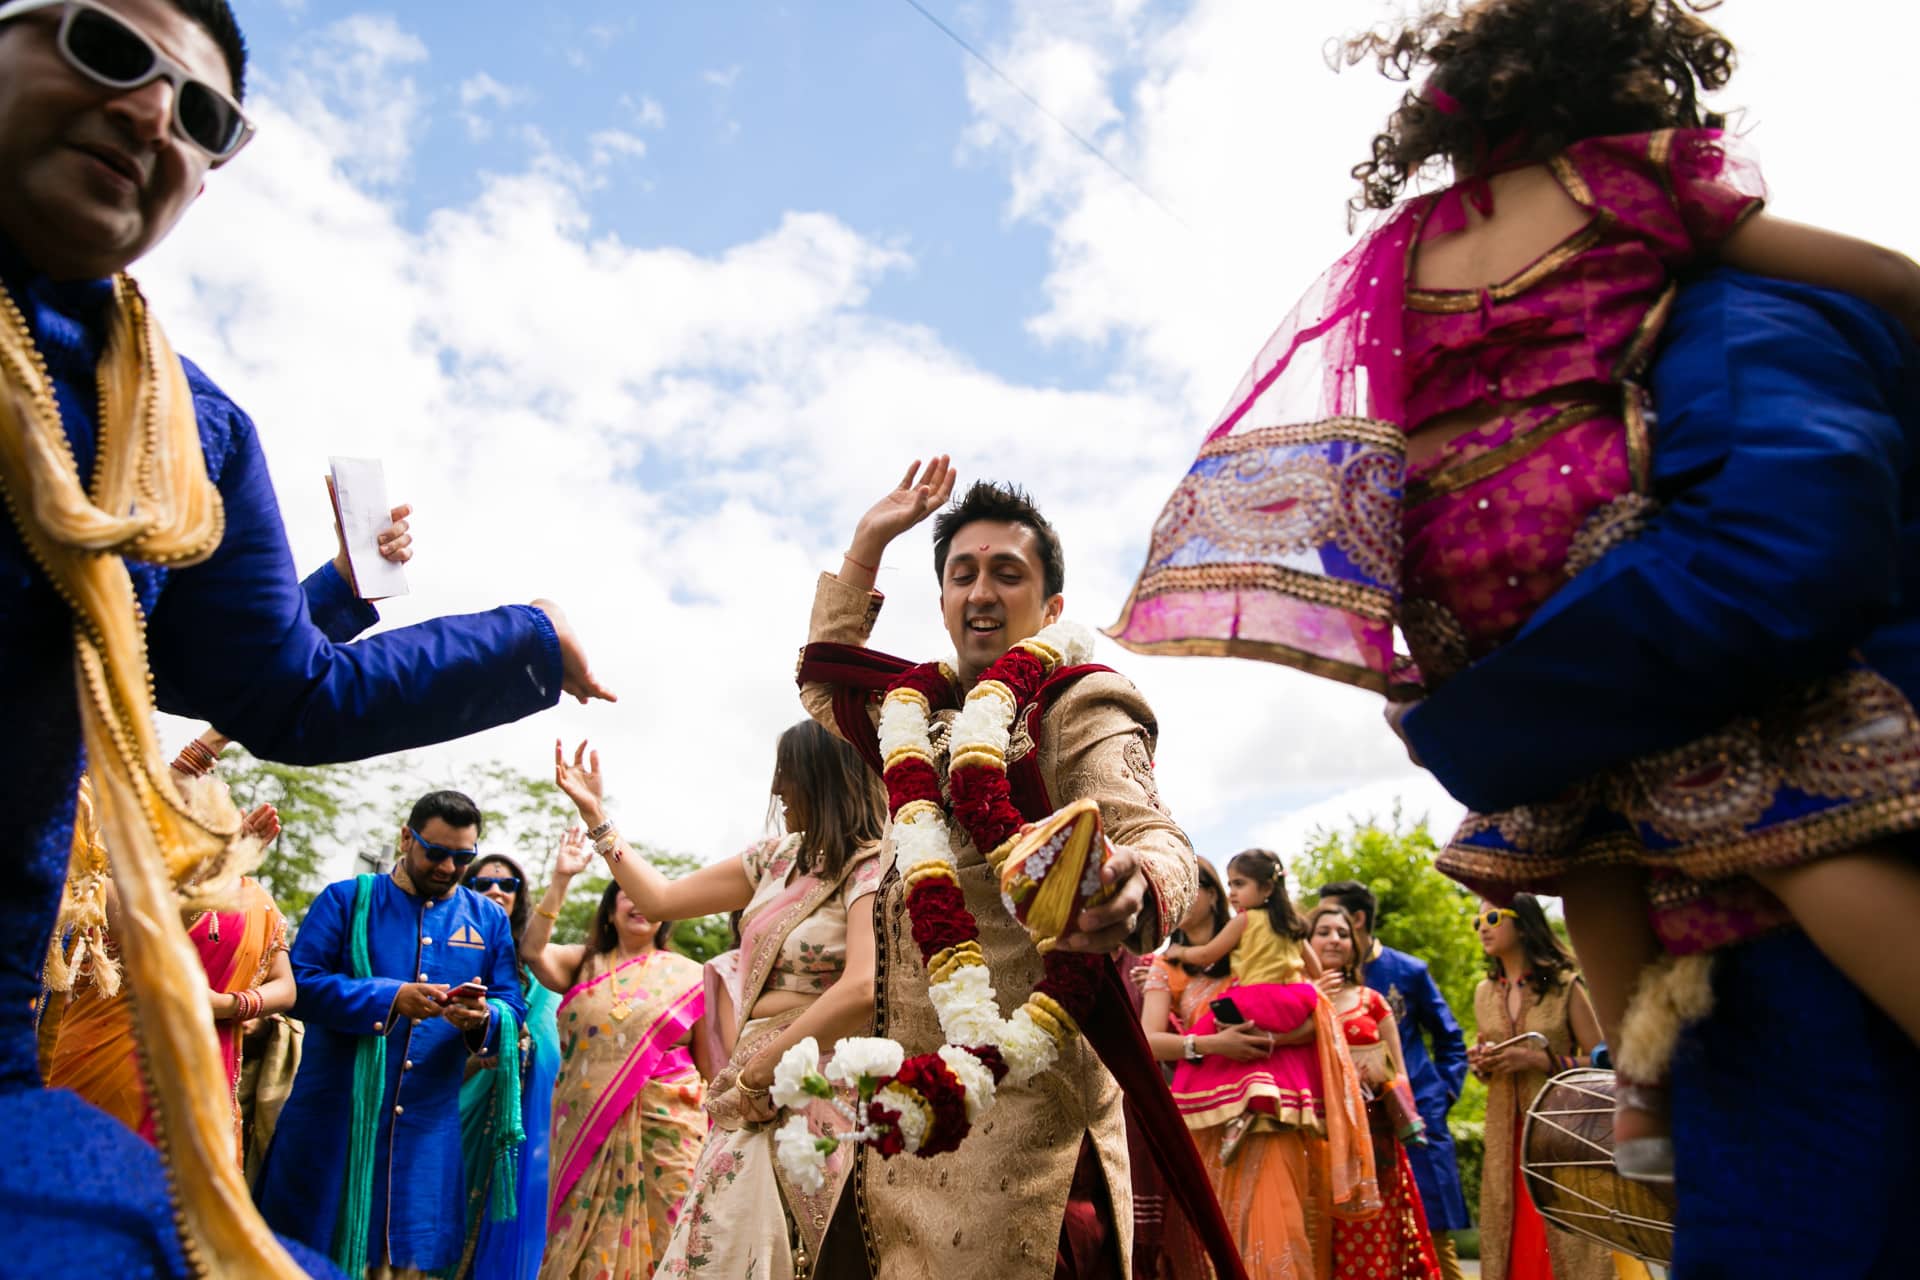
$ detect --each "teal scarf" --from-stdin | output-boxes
[332,873,387,1277]
[482,995,526,1221]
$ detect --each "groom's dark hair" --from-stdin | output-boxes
[932,480,1065,597]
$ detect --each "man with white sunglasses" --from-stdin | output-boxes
[0,2,610,1276]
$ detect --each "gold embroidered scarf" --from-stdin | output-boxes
[0,276,300,1276]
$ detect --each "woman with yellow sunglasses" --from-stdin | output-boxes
[1469,896,1606,1280]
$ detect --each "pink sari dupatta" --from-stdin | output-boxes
[1109,207,1421,696]
[548,960,704,1219]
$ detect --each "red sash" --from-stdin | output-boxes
[797,643,1249,1280]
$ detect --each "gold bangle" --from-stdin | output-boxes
[536,905,561,922]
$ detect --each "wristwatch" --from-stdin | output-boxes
[1184,1033,1202,1062]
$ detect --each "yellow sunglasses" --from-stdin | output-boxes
[1477,908,1519,928]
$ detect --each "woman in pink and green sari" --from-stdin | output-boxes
[551,721,886,1280]
[521,867,706,1280]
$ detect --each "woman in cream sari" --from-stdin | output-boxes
[551,721,886,1279]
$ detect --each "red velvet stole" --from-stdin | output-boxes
[797,642,1250,1280]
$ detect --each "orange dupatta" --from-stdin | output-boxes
[45,877,283,1159]
[1312,996,1383,1223]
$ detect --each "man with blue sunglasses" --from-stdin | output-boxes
[0,1,609,1276]
[260,790,525,1280]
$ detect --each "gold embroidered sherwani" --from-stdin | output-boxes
[800,572,1197,1280]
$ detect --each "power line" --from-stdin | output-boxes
[898,0,1190,230]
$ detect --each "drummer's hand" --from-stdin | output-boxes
[1480,1043,1546,1075]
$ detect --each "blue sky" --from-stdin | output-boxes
[241,0,1131,389]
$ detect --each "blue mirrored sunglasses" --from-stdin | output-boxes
[407,828,479,868]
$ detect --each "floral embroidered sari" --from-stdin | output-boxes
[45,876,284,1160]
[538,947,705,1280]
[658,833,882,1279]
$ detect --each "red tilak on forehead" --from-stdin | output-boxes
[977,544,991,551]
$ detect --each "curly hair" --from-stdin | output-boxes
[1338,0,1737,214]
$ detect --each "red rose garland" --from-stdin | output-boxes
[772,623,1111,1175]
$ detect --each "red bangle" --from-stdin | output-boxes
[172,738,219,777]
[842,549,878,573]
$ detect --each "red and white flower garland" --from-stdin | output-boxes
[773,620,1109,1187]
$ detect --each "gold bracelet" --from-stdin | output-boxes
[536,905,561,922]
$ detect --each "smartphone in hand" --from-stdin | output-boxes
[1210,996,1247,1026]
[443,979,488,1004]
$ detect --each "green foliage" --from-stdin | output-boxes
[1449,1115,1486,1225]
[1288,809,1482,1023]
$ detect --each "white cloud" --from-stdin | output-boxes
[621,93,668,131]
[457,71,529,141]
[266,14,429,187]
[587,128,649,167]
[703,65,742,91]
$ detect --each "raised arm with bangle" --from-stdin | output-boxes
[549,739,875,1095]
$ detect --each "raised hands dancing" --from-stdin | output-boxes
[837,455,957,592]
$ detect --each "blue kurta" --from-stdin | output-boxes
[1363,941,1471,1233]
[258,872,528,1272]
[1404,269,1920,1275]
[0,232,562,1277]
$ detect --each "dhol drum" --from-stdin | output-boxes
[1521,1067,1676,1264]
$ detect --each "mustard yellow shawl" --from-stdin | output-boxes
[0,277,302,1276]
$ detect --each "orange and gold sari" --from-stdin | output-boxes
[1152,958,1379,1279]
[45,876,285,1160]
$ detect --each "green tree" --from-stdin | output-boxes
[1288,811,1482,1021]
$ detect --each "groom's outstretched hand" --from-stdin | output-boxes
[1056,843,1154,955]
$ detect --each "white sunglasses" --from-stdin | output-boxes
[0,0,253,163]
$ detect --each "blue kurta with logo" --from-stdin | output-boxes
[258,872,528,1272]
[1363,941,1471,1233]
[1404,269,1920,1277]
[0,231,562,1277]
